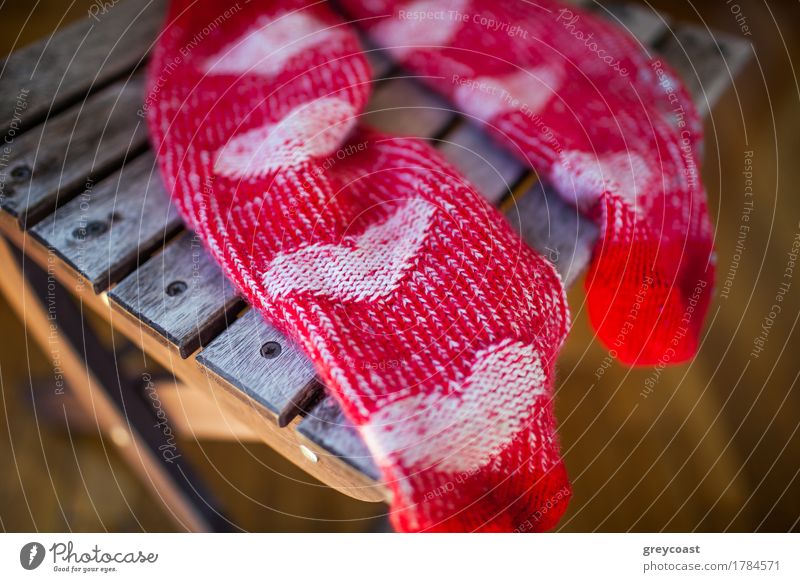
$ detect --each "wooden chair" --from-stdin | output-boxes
[0,0,750,531]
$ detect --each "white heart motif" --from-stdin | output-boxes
[550,150,653,216]
[262,199,436,302]
[454,65,564,123]
[373,0,471,59]
[213,97,357,178]
[360,339,552,474]
[203,12,343,78]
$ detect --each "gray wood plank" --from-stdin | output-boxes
[364,77,454,137]
[659,24,751,116]
[600,2,669,46]
[30,151,181,292]
[0,71,148,228]
[0,0,165,137]
[360,37,394,79]
[108,231,242,358]
[297,395,380,481]
[506,180,600,287]
[196,308,319,420]
[438,122,526,206]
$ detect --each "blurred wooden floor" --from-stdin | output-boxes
[1,0,798,532]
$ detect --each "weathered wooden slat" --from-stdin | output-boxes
[506,180,600,286]
[601,3,669,46]
[29,151,181,292]
[1,72,148,228]
[0,0,165,137]
[659,25,751,116]
[360,37,394,79]
[196,308,319,420]
[297,396,380,481]
[108,231,242,358]
[364,77,454,137]
[438,122,526,206]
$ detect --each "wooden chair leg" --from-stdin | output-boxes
[0,236,230,532]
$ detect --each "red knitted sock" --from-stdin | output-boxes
[147,0,571,531]
[342,0,715,366]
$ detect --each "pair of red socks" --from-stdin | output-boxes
[146,0,713,531]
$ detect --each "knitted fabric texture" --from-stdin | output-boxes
[342,0,715,365]
[147,0,714,531]
[147,0,572,532]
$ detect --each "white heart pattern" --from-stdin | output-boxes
[360,339,551,474]
[454,65,564,123]
[213,97,357,178]
[373,0,471,59]
[262,199,436,302]
[550,150,653,216]
[203,12,343,78]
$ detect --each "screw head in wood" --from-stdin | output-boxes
[72,220,108,240]
[165,280,188,297]
[299,445,318,463]
[10,164,31,181]
[260,341,282,359]
[110,426,131,447]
